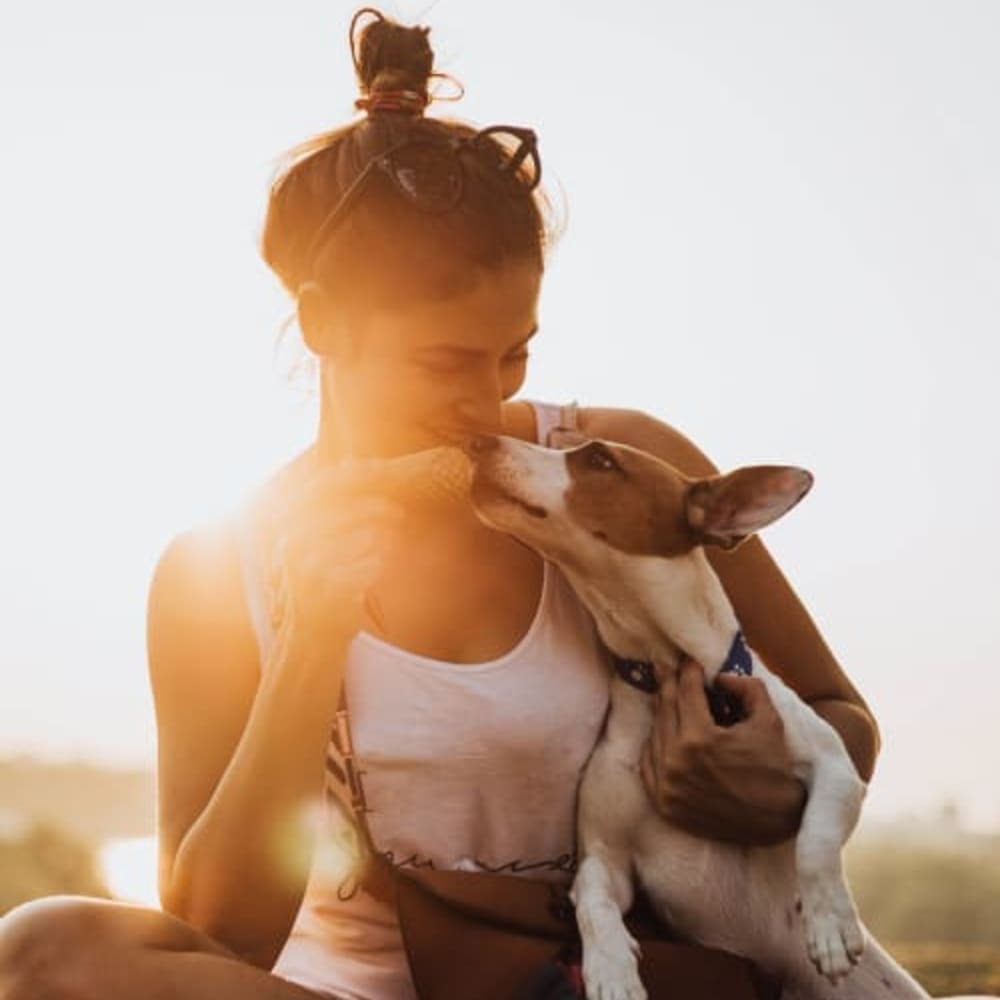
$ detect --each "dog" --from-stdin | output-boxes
[467,432,929,1000]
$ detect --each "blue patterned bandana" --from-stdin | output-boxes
[705,631,753,726]
[613,631,753,727]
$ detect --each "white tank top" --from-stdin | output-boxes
[237,401,611,1000]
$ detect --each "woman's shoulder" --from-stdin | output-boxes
[148,520,247,634]
[149,447,312,621]
[577,405,719,478]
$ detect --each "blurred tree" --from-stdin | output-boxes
[848,841,1000,945]
[0,822,109,914]
[0,758,154,844]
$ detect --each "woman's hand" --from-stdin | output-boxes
[269,460,406,657]
[640,660,807,845]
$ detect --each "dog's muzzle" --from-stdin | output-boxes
[466,435,549,519]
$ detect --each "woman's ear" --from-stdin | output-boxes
[297,281,351,359]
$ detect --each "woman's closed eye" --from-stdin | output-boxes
[415,349,529,376]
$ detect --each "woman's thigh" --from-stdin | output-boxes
[0,894,333,1000]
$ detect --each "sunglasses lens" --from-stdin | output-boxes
[474,128,541,192]
[389,142,463,212]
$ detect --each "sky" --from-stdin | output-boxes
[1,1,998,833]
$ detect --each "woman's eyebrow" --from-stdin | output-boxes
[412,325,539,360]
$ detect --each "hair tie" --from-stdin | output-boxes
[355,89,429,115]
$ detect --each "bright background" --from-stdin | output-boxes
[1,1,997,833]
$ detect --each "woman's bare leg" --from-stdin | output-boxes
[0,895,332,1000]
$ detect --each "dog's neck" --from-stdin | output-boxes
[561,548,741,682]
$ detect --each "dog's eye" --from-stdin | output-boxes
[586,446,619,472]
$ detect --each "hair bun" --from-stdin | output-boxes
[352,8,434,114]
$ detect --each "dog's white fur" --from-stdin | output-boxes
[469,435,929,1000]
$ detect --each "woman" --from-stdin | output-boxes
[0,10,878,1000]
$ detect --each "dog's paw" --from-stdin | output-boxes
[799,882,865,982]
[582,933,647,1000]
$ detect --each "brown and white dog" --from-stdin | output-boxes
[467,433,928,1000]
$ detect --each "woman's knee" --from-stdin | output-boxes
[0,894,200,1000]
[1,896,94,998]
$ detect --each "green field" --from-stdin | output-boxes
[847,831,1000,997]
[888,942,1000,997]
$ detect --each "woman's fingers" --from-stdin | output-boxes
[713,673,769,718]
[640,659,804,842]
[269,475,406,646]
[287,448,470,520]
[286,478,406,528]
[640,742,660,804]
[675,659,714,737]
[649,667,680,763]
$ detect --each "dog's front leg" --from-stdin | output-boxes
[572,724,650,1000]
[572,842,646,1000]
[789,716,868,983]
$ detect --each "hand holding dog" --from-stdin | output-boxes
[640,660,807,845]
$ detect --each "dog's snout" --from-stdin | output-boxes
[467,433,500,456]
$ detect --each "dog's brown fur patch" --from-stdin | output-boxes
[564,442,699,558]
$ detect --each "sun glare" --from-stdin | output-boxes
[99,835,160,909]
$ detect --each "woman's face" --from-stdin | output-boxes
[322,262,541,458]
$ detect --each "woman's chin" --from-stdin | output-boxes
[397,425,473,453]
[352,420,492,458]
[359,434,456,459]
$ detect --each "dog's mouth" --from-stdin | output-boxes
[471,475,548,519]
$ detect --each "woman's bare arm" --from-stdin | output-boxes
[700,530,880,780]
[150,457,403,964]
[148,524,348,968]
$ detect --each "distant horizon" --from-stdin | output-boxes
[1,751,996,838]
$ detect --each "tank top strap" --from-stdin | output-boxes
[526,399,580,446]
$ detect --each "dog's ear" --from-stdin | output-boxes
[548,427,589,450]
[685,466,813,550]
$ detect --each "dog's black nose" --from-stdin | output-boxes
[466,433,500,455]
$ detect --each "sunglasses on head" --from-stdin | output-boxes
[305,125,541,274]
